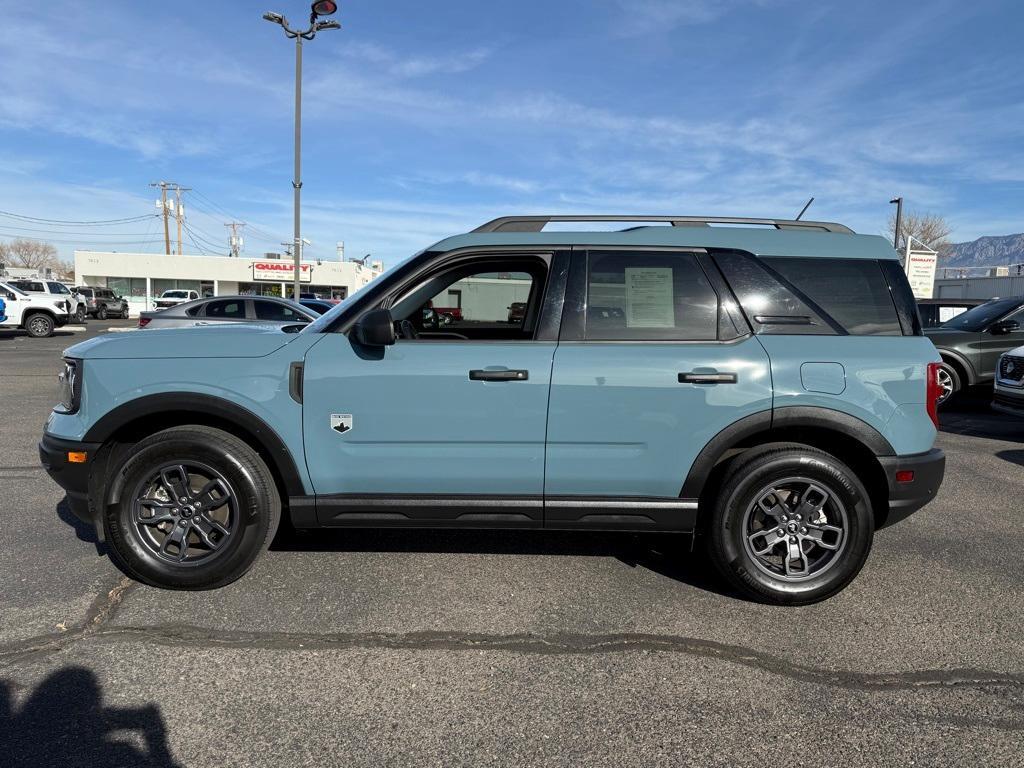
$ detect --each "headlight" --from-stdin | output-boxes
[55,358,82,414]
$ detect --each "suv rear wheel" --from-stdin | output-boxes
[97,304,108,320]
[706,444,874,605]
[24,312,55,338]
[103,426,280,590]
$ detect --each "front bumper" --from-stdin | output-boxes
[877,448,945,527]
[39,433,101,528]
[992,386,1024,418]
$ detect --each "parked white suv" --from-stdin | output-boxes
[993,346,1024,418]
[154,289,200,309]
[0,281,71,337]
[8,279,87,322]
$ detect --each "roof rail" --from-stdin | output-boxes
[472,215,854,234]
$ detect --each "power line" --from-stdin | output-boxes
[0,231,166,246]
[0,223,159,236]
[189,189,282,242]
[0,210,159,226]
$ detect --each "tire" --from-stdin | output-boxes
[936,361,961,407]
[97,305,108,320]
[24,312,55,338]
[121,308,130,319]
[103,426,281,590]
[705,444,874,605]
[74,306,86,323]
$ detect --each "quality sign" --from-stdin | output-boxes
[252,261,313,283]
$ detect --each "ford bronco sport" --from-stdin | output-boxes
[40,215,946,604]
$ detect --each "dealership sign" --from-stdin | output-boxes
[252,261,312,283]
[903,236,938,300]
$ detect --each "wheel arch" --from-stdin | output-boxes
[682,407,895,529]
[937,349,973,386]
[83,393,306,509]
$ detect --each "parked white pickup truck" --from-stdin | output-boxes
[0,281,71,337]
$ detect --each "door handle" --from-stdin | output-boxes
[678,372,738,384]
[469,369,529,381]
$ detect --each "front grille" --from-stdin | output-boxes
[999,355,1024,383]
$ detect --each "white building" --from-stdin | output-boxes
[74,250,383,313]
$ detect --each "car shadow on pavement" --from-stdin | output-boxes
[0,667,182,768]
[996,449,1024,467]
[271,528,742,600]
[56,498,107,556]
[940,393,1024,443]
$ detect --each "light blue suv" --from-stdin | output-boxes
[40,215,946,604]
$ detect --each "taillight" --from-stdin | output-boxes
[926,362,941,429]
[138,317,151,328]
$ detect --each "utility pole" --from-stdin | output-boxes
[174,185,191,255]
[151,181,171,255]
[150,181,190,255]
[225,222,246,257]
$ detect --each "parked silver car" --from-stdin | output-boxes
[138,295,316,329]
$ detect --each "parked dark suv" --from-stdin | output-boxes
[76,286,129,319]
[924,296,1024,404]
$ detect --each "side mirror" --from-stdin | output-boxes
[353,308,396,347]
[990,320,1021,335]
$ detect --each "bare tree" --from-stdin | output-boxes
[54,259,75,281]
[886,211,952,256]
[0,238,61,273]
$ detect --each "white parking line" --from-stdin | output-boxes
[106,327,138,333]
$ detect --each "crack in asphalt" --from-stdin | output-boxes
[0,575,136,668]
[3,615,1024,698]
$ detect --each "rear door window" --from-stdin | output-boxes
[583,251,720,341]
[254,300,303,322]
[204,299,247,319]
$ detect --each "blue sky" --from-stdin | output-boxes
[0,0,1022,266]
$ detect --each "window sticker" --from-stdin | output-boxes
[624,267,674,328]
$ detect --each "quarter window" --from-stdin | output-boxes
[584,251,718,341]
[764,257,902,336]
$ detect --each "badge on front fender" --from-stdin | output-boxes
[330,414,353,434]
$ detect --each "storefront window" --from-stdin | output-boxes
[105,277,148,298]
[238,282,283,297]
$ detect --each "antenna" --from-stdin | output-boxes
[795,197,814,221]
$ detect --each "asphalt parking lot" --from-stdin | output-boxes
[2,322,1023,767]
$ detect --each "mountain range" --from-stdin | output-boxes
[940,232,1024,268]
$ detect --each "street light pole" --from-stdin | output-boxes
[263,2,340,301]
[890,197,904,252]
[292,33,303,302]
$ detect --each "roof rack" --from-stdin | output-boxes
[472,215,854,235]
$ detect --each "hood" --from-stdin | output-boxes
[64,323,302,360]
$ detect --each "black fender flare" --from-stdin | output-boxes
[680,406,895,499]
[83,393,306,498]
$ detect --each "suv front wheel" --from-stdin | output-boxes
[104,426,280,590]
[706,444,874,605]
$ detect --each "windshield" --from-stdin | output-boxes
[940,297,1022,331]
[162,290,189,299]
[48,282,71,294]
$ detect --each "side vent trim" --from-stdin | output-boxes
[289,362,304,404]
